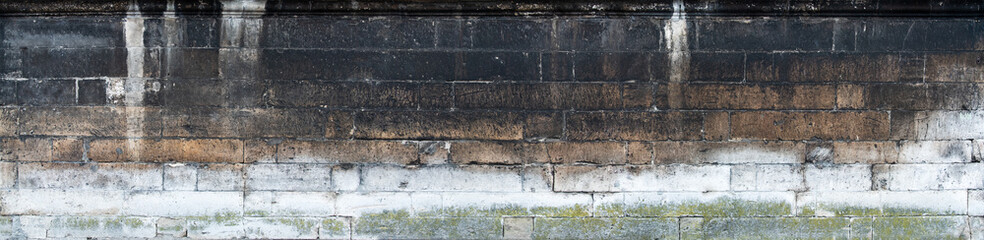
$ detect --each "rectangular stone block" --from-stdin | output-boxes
[353,215,501,239]
[457,51,540,81]
[747,53,902,82]
[156,79,264,107]
[15,80,76,105]
[2,17,125,47]
[334,192,413,216]
[0,138,51,161]
[267,81,435,109]
[454,83,637,110]
[874,163,984,190]
[244,139,277,163]
[0,162,14,189]
[262,17,435,49]
[437,192,593,217]
[361,165,524,192]
[832,141,899,164]
[451,141,546,165]
[546,142,632,164]
[198,164,245,191]
[123,191,243,216]
[245,191,335,217]
[0,189,125,215]
[856,19,982,51]
[161,107,339,138]
[246,164,331,191]
[803,164,871,191]
[926,52,984,82]
[88,139,244,163]
[686,52,745,82]
[532,218,677,239]
[554,165,731,192]
[731,111,890,140]
[730,164,805,192]
[679,84,836,109]
[699,217,851,239]
[566,112,704,141]
[553,18,665,51]
[46,216,156,238]
[653,141,805,164]
[0,108,16,137]
[19,162,162,190]
[596,191,796,217]
[21,48,127,78]
[244,217,319,239]
[19,107,161,137]
[697,19,834,51]
[899,140,972,163]
[163,163,196,191]
[573,52,658,81]
[52,138,83,161]
[970,190,984,216]
[853,216,969,239]
[354,111,525,140]
[892,111,984,140]
[278,140,417,164]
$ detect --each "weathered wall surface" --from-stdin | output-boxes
[0,0,983,239]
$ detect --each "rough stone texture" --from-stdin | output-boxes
[0,1,980,239]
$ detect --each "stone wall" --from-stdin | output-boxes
[0,0,983,238]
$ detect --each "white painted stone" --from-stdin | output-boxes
[730,164,757,191]
[879,191,968,215]
[335,192,413,216]
[899,141,971,163]
[320,217,351,240]
[613,191,796,212]
[198,164,245,191]
[876,163,984,190]
[703,142,805,164]
[331,165,360,192]
[438,192,592,215]
[246,164,331,191]
[361,165,524,192]
[970,190,984,216]
[18,162,163,190]
[410,192,444,214]
[804,164,871,191]
[972,217,984,240]
[187,218,245,239]
[0,162,15,189]
[554,165,731,192]
[156,217,186,237]
[46,216,157,238]
[244,191,335,217]
[796,191,881,216]
[521,166,553,192]
[730,164,805,192]
[244,217,319,239]
[19,216,50,238]
[0,189,125,215]
[797,191,968,216]
[897,111,984,140]
[124,191,243,216]
[163,163,196,191]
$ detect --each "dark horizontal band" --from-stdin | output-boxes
[0,0,982,16]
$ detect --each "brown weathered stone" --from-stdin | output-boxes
[452,141,546,165]
[567,112,704,141]
[546,141,627,164]
[836,84,865,109]
[52,138,84,161]
[731,111,890,140]
[0,138,51,161]
[0,108,16,137]
[278,140,418,164]
[244,139,278,163]
[19,107,162,137]
[680,84,835,109]
[626,142,652,164]
[926,52,984,82]
[704,111,730,140]
[355,111,525,140]
[89,139,244,163]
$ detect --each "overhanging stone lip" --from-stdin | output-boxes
[0,0,982,17]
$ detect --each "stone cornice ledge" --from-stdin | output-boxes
[0,0,982,16]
